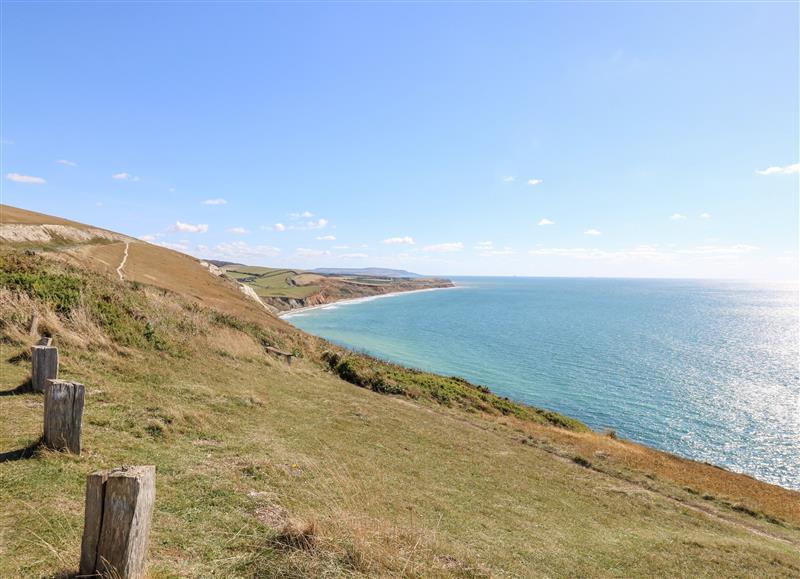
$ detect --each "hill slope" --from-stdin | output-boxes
[1,204,799,578]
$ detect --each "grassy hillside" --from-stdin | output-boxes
[1,205,799,577]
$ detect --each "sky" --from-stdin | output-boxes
[1,1,798,279]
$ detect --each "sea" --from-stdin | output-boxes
[285,278,800,490]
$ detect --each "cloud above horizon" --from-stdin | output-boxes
[423,242,464,252]
[538,218,554,226]
[112,172,138,181]
[584,228,602,236]
[529,243,757,262]
[227,227,249,234]
[307,218,328,229]
[528,178,543,186]
[669,213,686,221]
[295,247,330,258]
[6,172,46,184]
[475,241,514,257]
[383,236,415,245]
[206,241,280,260]
[172,221,208,233]
[56,159,77,167]
[503,176,515,183]
[202,198,227,205]
[756,163,799,176]
[316,235,336,241]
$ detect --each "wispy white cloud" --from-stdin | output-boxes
[112,172,139,181]
[227,227,249,234]
[306,218,328,230]
[6,173,46,184]
[295,247,330,258]
[502,176,515,183]
[316,235,336,241]
[529,244,757,262]
[338,253,369,259]
[423,242,463,253]
[383,236,415,245]
[528,178,543,186]
[206,241,280,260]
[157,241,190,252]
[584,228,602,236]
[202,198,227,205]
[538,218,554,226]
[475,241,514,257]
[56,159,77,167]
[756,163,799,176]
[172,221,208,233]
[700,212,711,219]
[269,213,329,231]
[669,213,686,221]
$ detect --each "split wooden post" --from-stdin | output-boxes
[43,379,85,454]
[80,466,156,579]
[31,344,58,393]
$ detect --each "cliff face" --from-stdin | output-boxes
[260,277,454,312]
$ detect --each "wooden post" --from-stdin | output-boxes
[43,379,84,454]
[80,466,156,579]
[31,345,58,393]
[29,312,40,338]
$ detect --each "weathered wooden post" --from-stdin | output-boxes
[43,379,84,454]
[31,344,58,393]
[80,466,156,579]
[29,312,40,338]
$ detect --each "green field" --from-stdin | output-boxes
[224,266,320,299]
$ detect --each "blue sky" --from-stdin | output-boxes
[2,2,798,279]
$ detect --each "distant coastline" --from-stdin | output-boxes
[280,284,460,318]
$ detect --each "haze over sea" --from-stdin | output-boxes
[287,278,800,490]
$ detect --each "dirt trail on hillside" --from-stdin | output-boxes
[116,242,130,281]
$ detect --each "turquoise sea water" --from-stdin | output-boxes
[286,278,800,490]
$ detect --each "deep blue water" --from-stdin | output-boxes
[286,278,800,490]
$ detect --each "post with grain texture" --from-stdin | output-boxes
[31,344,58,393]
[80,466,156,579]
[29,312,40,337]
[43,379,84,454]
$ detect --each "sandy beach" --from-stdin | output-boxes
[279,284,460,318]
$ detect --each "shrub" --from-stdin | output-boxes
[0,270,82,313]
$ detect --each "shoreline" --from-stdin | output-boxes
[279,284,459,318]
